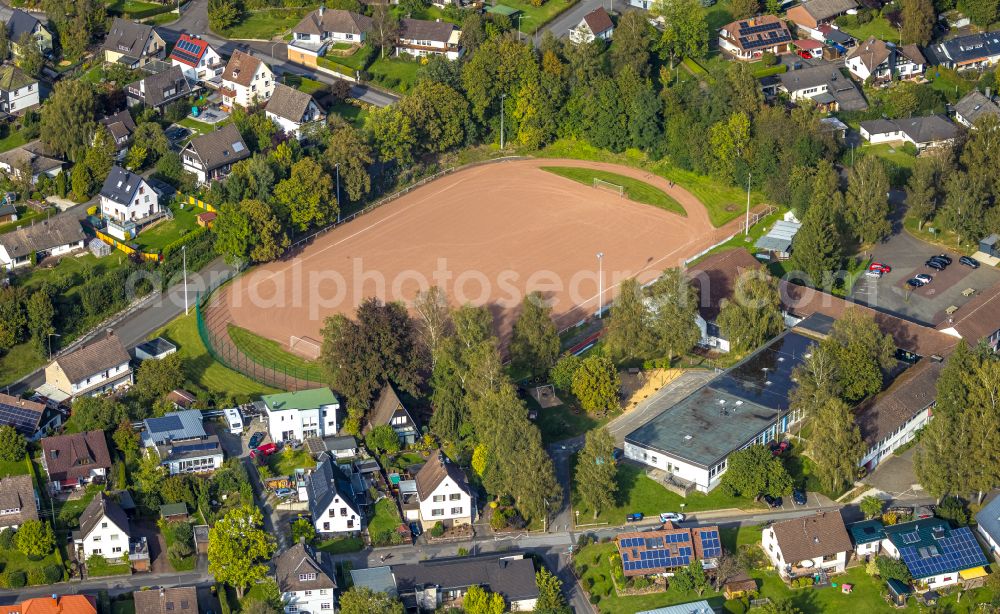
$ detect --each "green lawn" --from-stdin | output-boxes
[227,324,324,381]
[154,313,280,400]
[329,101,369,130]
[527,391,606,446]
[368,498,402,536]
[86,554,132,577]
[296,77,327,95]
[0,547,63,582]
[571,457,759,526]
[316,536,364,554]
[784,444,851,501]
[0,126,28,153]
[56,483,104,530]
[160,520,197,572]
[176,117,220,137]
[541,166,686,216]
[0,341,44,388]
[837,15,900,44]
[267,447,316,476]
[0,456,31,478]
[492,0,577,33]
[903,212,967,252]
[105,0,163,13]
[221,6,315,40]
[133,202,202,253]
[539,138,766,227]
[367,56,421,93]
[925,66,977,104]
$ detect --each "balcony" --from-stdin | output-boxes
[129,536,149,561]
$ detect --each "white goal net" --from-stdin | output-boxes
[289,335,322,360]
[593,178,625,197]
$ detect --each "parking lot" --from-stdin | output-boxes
[850,228,1000,326]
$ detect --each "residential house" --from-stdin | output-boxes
[99,110,137,156]
[74,492,148,571]
[413,450,474,530]
[133,587,198,614]
[859,115,959,150]
[142,410,224,475]
[102,18,166,68]
[975,495,1000,559]
[169,34,224,83]
[126,65,192,112]
[274,541,337,614]
[845,37,925,81]
[615,524,723,576]
[262,387,339,443]
[856,359,941,472]
[220,49,275,109]
[43,330,133,399]
[265,84,325,139]
[396,19,462,60]
[882,519,989,589]
[686,249,763,352]
[774,64,868,111]
[954,89,1000,128]
[762,511,852,579]
[305,434,358,460]
[0,140,64,185]
[718,15,793,61]
[366,384,419,447]
[623,330,812,493]
[181,123,250,184]
[41,430,111,493]
[924,30,1000,71]
[847,519,885,559]
[786,0,858,39]
[0,475,37,530]
[0,65,38,114]
[288,7,372,67]
[392,551,539,612]
[0,392,62,439]
[569,7,614,45]
[0,211,84,271]
[14,596,97,614]
[304,455,362,536]
[4,9,53,57]
[99,166,162,240]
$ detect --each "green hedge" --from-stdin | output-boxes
[162,225,209,259]
[753,64,788,78]
[124,4,176,19]
[682,57,709,76]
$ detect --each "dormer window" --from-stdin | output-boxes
[298,573,316,581]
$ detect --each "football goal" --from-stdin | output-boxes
[593,177,625,198]
[289,335,322,360]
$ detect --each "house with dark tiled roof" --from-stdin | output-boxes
[924,30,1000,71]
[392,551,539,611]
[288,7,372,67]
[718,15,793,61]
[169,34,224,83]
[0,64,38,114]
[0,392,61,439]
[99,110,137,155]
[847,519,885,558]
[0,209,84,271]
[265,84,324,140]
[74,492,149,571]
[43,330,132,399]
[0,475,38,530]
[762,511,852,580]
[305,455,362,535]
[0,139,64,185]
[775,64,868,112]
[126,65,192,111]
[856,359,942,472]
[220,49,274,109]
[133,587,198,614]
[954,90,1000,128]
[569,7,614,45]
[397,18,462,60]
[860,115,958,150]
[786,0,858,38]
[40,430,112,492]
[686,249,763,352]
[365,384,418,446]
[273,541,337,614]
[102,18,166,68]
[882,519,989,589]
[181,123,250,185]
[410,450,473,530]
[846,37,925,81]
[99,166,162,241]
[3,9,52,57]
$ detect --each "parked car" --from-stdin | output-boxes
[932,254,953,265]
[797,50,812,59]
[659,512,686,523]
[273,488,295,498]
[907,278,925,288]
[410,522,423,537]
[770,441,790,456]
[761,494,782,508]
[251,442,278,461]
[248,431,265,450]
[792,488,807,506]
[626,513,644,523]
[915,273,933,284]
[960,256,980,269]
[925,259,946,271]
[865,269,883,279]
[869,262,891,273]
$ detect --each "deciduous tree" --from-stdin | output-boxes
[15,520,54,558]
[654,0,709,67]
[720,445,792,498]
[603,278,652,361]
[325,126,371,202]
[575,428,617,518]
[14,32,43,77]
[789,199,844,288]
[939,171,989,245]
[208,505,275,599]
[510,292,560,377]
[571,356,620,415]
[550,355,581,392]
[369,106,414,165]
[85,126,116,184]
[70,397,128,432]
[535,568,570,614]
[716,269,783,353]
[611,10,654,76]
[463,585,505,614]
[364,424,400,454]
[901,0,934,45]
[338,587,404,614]
[26,290,54,358]
[825,309,895,404]
[0,425,26,463]
[728,0,760,19]
[809,391,864,494]
[40,80,96,160]
[647,268,700,364]
[208,0,242,31]
[135,353,185,402]
[370,4,399,58]
[398,80,469,153]
[905,156,939,230]
[274,157,336,232]
[845,154,891,245]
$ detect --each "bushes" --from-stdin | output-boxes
[791,576,813,588]
[4,570,26,588]
[371,529,405,546]
[0,528,15,550]
[26,567,46,586]
[430,521,445,538]
[43,564,63,584]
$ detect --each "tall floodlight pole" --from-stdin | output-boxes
[500,93,507,150]
[336,163,341,223]
[182,245,189,315]
[597,252,604,319]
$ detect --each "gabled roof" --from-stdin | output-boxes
[100,109,137,142]
[900,44,925,66]
[223,49,267,88]
[128,64,191,107]
[883,519,988,579]
[938,282,1000,342]
[0,392,46,436]
[855,359,942,446]
[954,90,1000,125]
[132,587,198,614]
[306,456,360,519]
[103,17,157,58]
[41,430,113,482]
[368,384,414,431]
[393,552,539,605]
[7,9,44,41]
[847,36,891,71]
[293,8,372,36]
[976,494,1000,542]
[686,249,762,322]
[771,511,852,563]
[169,34,212,67]
[414,450,470,500]
[925,30,1000,67]
[0,64,35,92]
[721,15,791,52]
[848,519,886,545]
[616,524,722,577]
[0,209,82,260]
[350,566,397,596]
[142,410,208,446]
[795,0,858,21]
[399,18,456,43]
[0,474,38,528]
[17,596,97,614]
[0,139,64,179]
[861,115,958,145]
[582,7,613,35]
[266,84,318,123]
[183,123,250,171]
[274,541,337,593]
[52,331,130,384]
[78,492,130,539]
[99,166,147,206]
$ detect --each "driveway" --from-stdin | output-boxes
[131,519,170,574]
[862,446,927,501]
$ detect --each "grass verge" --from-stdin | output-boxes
[540,166,686,216]
[367,56,421,93]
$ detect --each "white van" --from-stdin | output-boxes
[223,407,243,434]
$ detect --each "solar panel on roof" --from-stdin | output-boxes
[0,399,43,435]
[147,415,183,433]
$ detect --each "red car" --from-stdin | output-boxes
[770,441,790,456]
[869,262,891,273]
[251,443,278,461]
[797,50,812,59]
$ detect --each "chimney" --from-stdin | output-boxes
[318,3,324,16]
[106,329,115,338]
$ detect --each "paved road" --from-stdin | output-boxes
[534,0,630,42]
[0,570,213,603]
[158,0,398,107]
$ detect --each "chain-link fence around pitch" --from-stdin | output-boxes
[196,288,326,392]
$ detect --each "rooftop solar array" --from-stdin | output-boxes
[0,398,43,435]
[170,440,220,455]
[699,529,722,558]
[171,37,205,65]
[899,528,987,579]
[622,549,692,572]
[147,415,183,433]
[738,20,783,34]
[739,31,792,50]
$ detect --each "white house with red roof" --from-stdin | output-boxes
[169,34,224,83]
[569,7,614,45]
